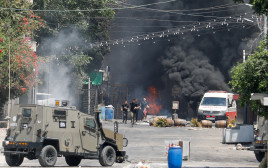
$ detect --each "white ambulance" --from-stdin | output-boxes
[197,91,238,122]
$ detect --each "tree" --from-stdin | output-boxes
[33,0,115,74]
[233,0,268,15]
[0,0,44,108]
[30,1,116,105]
[229,40,268,118]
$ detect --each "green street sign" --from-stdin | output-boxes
[83,71,103,85]
[90,71,103,85]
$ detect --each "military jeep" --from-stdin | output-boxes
[2,104,127,167]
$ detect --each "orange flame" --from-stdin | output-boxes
[146,86,162,115]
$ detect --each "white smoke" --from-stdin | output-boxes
[37,29,85,107]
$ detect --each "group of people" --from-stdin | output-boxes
[121,98,150,125]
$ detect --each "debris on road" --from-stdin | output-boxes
[123,161,150,168]
[236,143,250,150]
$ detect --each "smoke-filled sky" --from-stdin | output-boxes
[104,0,260,112]
[34,0,262,115]
[37,29,84,106]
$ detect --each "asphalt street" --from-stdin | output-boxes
[0,120,259,168]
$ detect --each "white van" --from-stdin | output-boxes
[197,91,238,122]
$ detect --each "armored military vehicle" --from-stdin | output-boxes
[2,104,127,167]
[252,116,267,162]
[250,93,267,163]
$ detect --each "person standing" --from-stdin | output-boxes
[135,98,141,122]
[130,99,136,126]
[141,98,149,120]
[130,99,139,126]
[121,100,129,124]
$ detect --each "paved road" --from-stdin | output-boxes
[0,120,259,168]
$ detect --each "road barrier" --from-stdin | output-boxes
[215,120,227,128]
[201,120,212,128]
[174,119,186,127]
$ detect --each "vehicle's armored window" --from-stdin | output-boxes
[53,110,66,116]
[22,109,32,118]
[85,118,96,129]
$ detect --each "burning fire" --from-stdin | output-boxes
[146,86,162,115]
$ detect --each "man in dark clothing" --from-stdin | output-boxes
[135,98,141,122]
[130,99,139,125]
[141,98,149,120]
[121,100,129,124]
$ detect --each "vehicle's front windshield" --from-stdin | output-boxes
[201,97,226,106]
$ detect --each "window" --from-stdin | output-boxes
[85,118,96,129]
[22,109,32,118]
[201,97,226,106]
[59,121,66,128]
[53,110,66,116]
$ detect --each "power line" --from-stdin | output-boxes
[44,12,257,28]
[131,7,246,19]
[107,24,257,49]
[117,1,242,12]
[0,1,247,20]
[168,3,242,12]
[116,1,249,19]
[0,0,176,12]
[90,18,258,48]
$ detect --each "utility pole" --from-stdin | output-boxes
[243,50,246,63]
[7,40,11,129]
[88,77,91,115]
[264,15,267,38]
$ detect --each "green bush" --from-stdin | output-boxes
[155,118,167,127]
[190,118,201,127]
[227,117,236,128]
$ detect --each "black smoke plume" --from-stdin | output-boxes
[105,0,260,118]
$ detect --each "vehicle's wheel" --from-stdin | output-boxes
[38,145,57,167]
[99,146,116,166]
[254,151,265,162]
[65,156,82,166]
[5,154,24,166]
